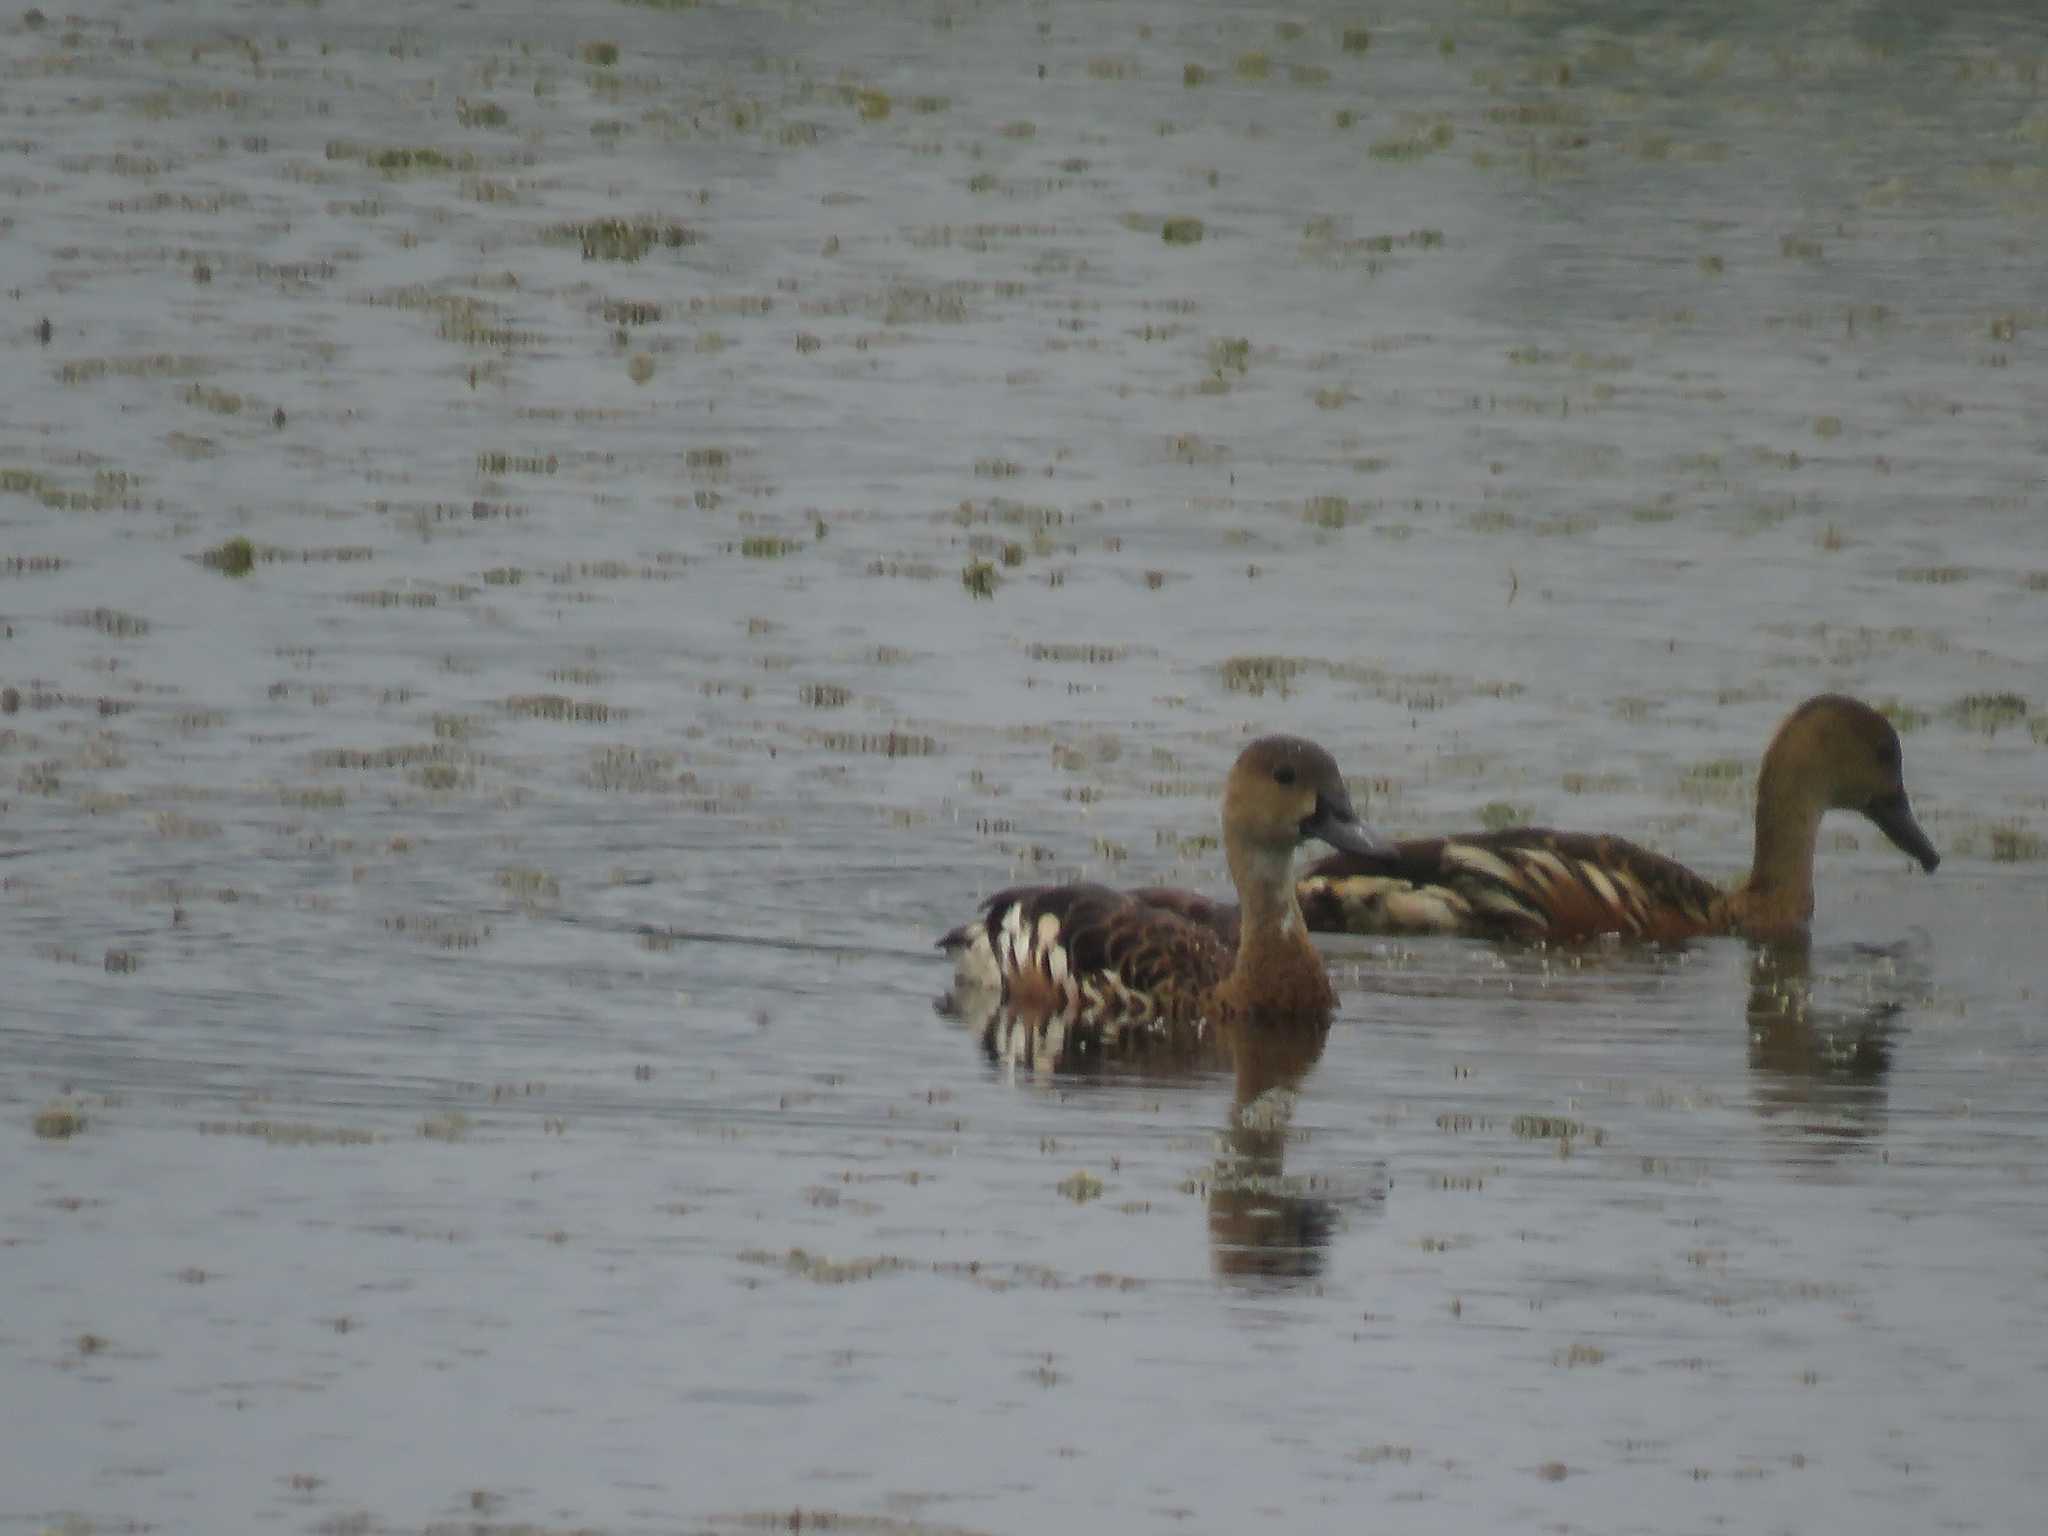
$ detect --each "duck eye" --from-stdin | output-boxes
[1273,765,1297,786]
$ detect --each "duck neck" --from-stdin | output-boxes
[1224,832,1314,982]
[1742,755,1824,924]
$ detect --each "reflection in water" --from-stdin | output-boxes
[941,993,1375,1285]
[1745,935,1907,1153]
[965,995,1226,1084]
[1204,1013,1350,1287]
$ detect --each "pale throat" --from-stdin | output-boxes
[1226,834,1305,942]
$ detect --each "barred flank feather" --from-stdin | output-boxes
[1300,828,1724,943]
[939,883,1232,1027]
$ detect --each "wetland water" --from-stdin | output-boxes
[4,0,2048,1531]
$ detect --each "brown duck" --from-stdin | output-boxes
[940,736,1389,1025]
[1296,694,1939,944]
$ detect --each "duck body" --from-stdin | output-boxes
[1299,827,1725,942]
[1298,695,1940,945]
[939,736,1386,1027]
[941,883,1238,1026]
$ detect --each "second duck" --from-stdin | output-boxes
[1297,694,1939,943]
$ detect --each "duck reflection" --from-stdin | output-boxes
[973,997,1224,1083]
[1745,933,1904,1152]
[943,993,1368,1284]
[1203,1011,1349,1285]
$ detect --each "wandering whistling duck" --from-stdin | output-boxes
[1296,694,1940,944]
[940,736,1390,1025]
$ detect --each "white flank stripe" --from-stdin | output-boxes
[1325,874,1403,907]
[1578,864,1635,929]
[1389,890,1467,932]
[1447,844,1520,889]
[1612,870,1650,918]
[1036,912,1061,953]
[998,904,1029,975]
[1476,887,1542,923]
[1521,848,1573,891]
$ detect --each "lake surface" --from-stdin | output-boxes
[4,0,2048,1532]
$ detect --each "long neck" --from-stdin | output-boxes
[1743,751,1825,921]
[1225,831,1303,964]
[1216,828,1335,1016]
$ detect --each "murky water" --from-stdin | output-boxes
[5,0,2048,1530]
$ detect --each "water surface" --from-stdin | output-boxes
[4,1,2048,1532]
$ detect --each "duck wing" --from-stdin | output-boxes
[1298,828,1725,942]
[1129,887,1240,948]
[938,882,1231,1023]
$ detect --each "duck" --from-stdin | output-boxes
[1295,694,1939,944]
[939,736,1389,1026]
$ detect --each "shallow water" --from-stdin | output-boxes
[4,0,2048,1531]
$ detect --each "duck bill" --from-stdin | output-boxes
[1302,793,1396,859]
[1865,790,1940,872]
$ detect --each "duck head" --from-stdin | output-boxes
[1769,695,1940,872]
[1221,735,1392,860]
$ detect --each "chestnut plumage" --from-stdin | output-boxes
[1296,695,1938,944]
[939,735,1385,1026]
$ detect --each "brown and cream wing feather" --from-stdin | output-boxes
[939,882,1232,1022]
[1298,828,1725,942]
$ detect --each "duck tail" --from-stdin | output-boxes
[937,911,1004,995]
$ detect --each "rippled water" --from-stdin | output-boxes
[5,0,2048,1531]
